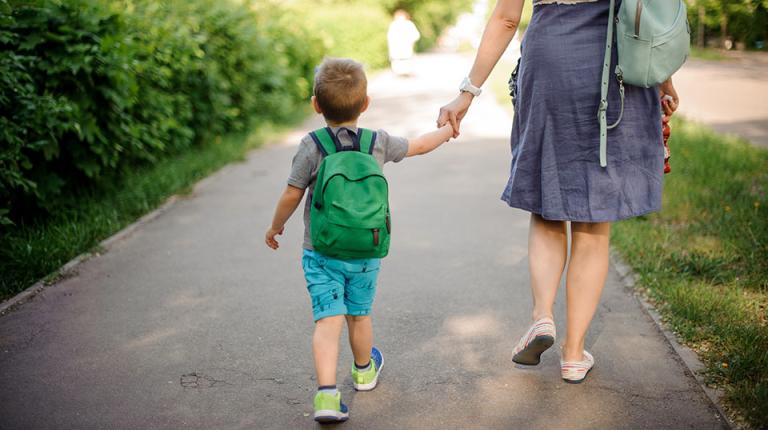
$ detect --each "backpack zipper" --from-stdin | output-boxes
[634,0,643,38]
[372,229,380,246]
[318,173,387,205]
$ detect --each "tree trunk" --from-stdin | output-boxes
[720,11,729,49]
[697,5,705,48]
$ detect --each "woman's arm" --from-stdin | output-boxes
[468,0,525,89]
[438,0,525,136]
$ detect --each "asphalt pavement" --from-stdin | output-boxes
[0,53,725,429]
[674,52,768,148]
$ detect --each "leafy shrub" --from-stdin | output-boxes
[287,0,473,67]
[0,0,322,226]
[291,1,390,69]
[392,0,475,51]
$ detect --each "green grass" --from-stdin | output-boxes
[689,47,729,61]
[487,65,768,427]
[612,120,767,427]
[0,110,309,299]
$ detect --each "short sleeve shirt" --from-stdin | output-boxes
[287,126,409,250]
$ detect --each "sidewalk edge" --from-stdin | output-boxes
[0,195,180,316]
[610,251,735,430]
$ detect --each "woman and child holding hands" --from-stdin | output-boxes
[266,0,683,423]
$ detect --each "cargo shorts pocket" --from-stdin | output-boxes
[344,264,380,316]
[303,250,346,321]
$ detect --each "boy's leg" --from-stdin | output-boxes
[343,258,383,391]
[303,251,348,386]
[303,250,350,422]
[345,315,373,367]
[313,315,346,386]
[343,258,380,365]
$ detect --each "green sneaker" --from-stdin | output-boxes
[313,391,349,423]
[351,346,383,391]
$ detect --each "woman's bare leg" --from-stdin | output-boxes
[528,214,568,321]
[562,221,611,362]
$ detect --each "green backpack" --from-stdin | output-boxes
[309,127,390,260]
[598,0,690,167]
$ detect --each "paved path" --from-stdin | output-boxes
[0,53,725,429]
[674,53,768,147]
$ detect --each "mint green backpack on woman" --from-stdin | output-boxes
[309,127,390,260]
[598,0,690,167]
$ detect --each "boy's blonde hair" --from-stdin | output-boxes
[313,58,368,124]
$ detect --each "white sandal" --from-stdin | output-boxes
[561,350,594,384]
[512,317,556,365]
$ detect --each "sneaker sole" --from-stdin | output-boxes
[353,356,384,391]
[314,410,349,423]
[562,367,593,384]
[512,335,555,366]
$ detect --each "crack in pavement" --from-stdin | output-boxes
[178,367,290,390]
[180,372,233,389]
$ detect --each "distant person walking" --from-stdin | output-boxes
[388,10,420,76]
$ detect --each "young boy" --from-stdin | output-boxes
[265,57,453,423]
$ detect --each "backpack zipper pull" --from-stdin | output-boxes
[372,229,380,246]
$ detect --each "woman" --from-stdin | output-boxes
[438,0,679,383]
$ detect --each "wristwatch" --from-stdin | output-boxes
[459,76,482,97]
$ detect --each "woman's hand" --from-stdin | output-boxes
[659,78,679,118]
[437,92,474,138]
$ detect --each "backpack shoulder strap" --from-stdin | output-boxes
[357,128,377,155]
[598,0,624,168]
[309,127,341,157]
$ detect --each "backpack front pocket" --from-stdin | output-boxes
[314,219,390,256]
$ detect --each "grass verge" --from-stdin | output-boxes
[612,120,767,428]
[488,66,767,427]
[689,47,729,61]
[0,110,309,300]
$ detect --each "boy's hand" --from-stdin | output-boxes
[265,226,284,250]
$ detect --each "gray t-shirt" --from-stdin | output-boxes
[287,126,409,250]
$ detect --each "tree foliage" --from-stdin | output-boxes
[385,0,475,50]
[687,0,768,48]
[285,0,473,67]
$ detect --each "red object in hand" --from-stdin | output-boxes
[662,115,672,174]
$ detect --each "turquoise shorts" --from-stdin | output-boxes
[302,249,381,322]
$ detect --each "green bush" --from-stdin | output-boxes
[0,0,322,226]
[287,0,473,68]
[393,0,474,51]
[290,1,390,69]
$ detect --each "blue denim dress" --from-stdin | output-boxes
[502,0,664,222]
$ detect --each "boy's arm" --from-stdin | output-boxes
[265,185,306,250]
[406,124,454,157]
